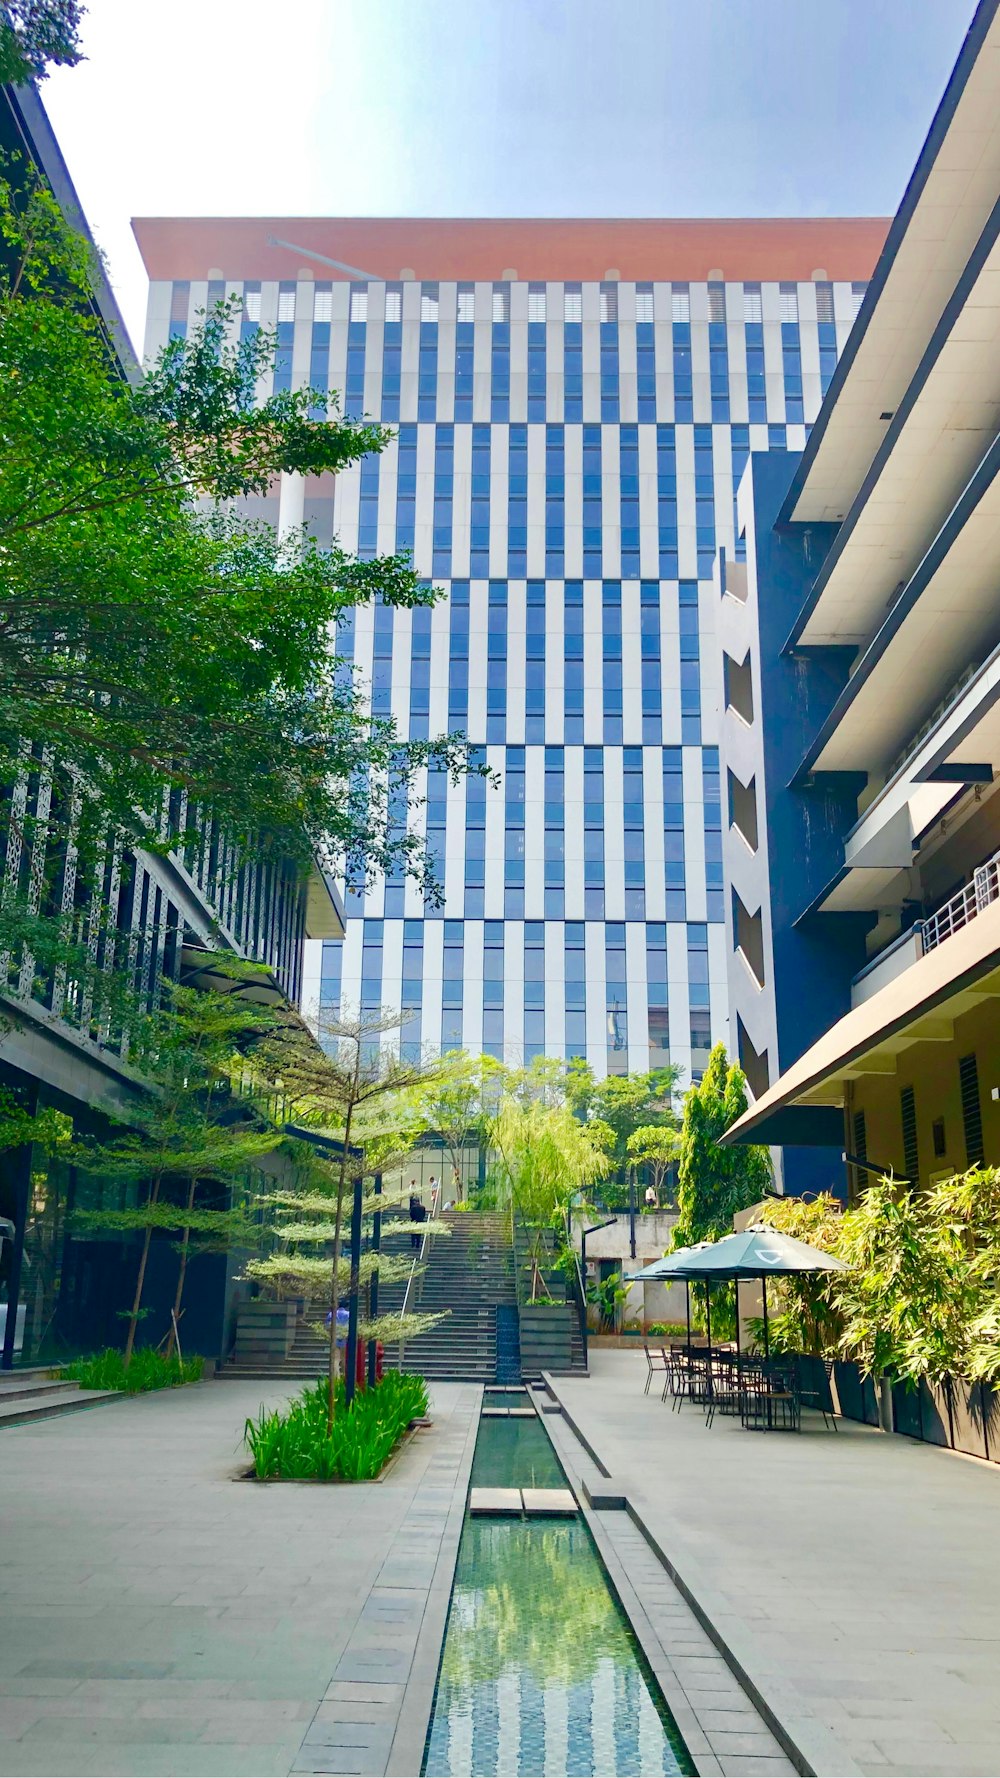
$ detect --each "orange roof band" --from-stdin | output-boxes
[132,216,889,284]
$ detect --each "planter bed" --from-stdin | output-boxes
[243,1373,429,1482]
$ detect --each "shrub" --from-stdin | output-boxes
[647,1321,687,1338]
[62,1348,204,1394]
[244,1370,428,1482]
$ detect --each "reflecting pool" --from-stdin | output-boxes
[423,1412,694,1777]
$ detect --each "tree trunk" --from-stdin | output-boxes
[124,1175,161,1368]
[164,1176,197,1360]
[327,1101,354,1434]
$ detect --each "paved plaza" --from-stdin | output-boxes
[547,1351,1000,1778]
[0,1380,479,1777]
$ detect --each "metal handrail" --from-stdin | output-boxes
[400,1181,440,1322]
[923,848,1000,953]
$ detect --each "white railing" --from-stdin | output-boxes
[400,1180,440,1322]
[923,849,1000,953]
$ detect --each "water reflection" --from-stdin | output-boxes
[423,1518,693,1778]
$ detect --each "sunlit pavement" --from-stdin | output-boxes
[0,1379,478,1777]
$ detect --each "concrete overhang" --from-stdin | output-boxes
[0,992,150,1123]
[305,863,345,940]
[790,219,1000,651]
[809,649,1000,916]
[800,434,1000,774]
[179,943,286,1008]
[778,0,1000,533]
[723,896,1000,1146]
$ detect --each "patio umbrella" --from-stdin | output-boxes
[627,1226,847,1356]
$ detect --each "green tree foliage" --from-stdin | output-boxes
[404,1050,505,1198]
[246,1008,446,1428]
[0,166,481,935]
[756,1172,1000,1388]
[72,970,281,1364]
[672,1043,772,1250]
[626,1124,681,1206]
[0,0,84,84]
[488,1097,610,1300]
[565,1060,681,1189]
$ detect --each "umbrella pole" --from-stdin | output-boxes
[735,1280,741,1357]
[762,1275,770,1360]
[685,1281,691,1354]
[705,1282,712,1351]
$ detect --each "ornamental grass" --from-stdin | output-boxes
[244,1371,428,1482]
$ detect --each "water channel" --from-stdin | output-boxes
[423,1393,694,1778]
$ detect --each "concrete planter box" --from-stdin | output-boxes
[833,1360,879,1427]
[919,1379,952,1447]
[518,1304,573,1375]
[234,1300,298,1365]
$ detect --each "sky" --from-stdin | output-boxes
[42,0,977,353]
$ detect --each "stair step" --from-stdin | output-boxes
[0,1386,119,1426]
[0,1375,82,1404]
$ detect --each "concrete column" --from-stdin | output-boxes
[277,472,305,545]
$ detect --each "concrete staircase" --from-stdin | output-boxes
[220,1211,519,1383]
[0,1370,118,1426]
[382,1211,517,1382]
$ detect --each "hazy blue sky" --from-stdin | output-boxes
[43,0,977,350]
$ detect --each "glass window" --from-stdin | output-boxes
[635,286,654,323]
[815,282,834,323]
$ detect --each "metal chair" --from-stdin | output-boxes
[643,1343,670,1396]
[741,1361,801,1433]
[795,1357,839,1430]
[663,1349,691,1409]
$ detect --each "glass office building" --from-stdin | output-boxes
[137,220,883,1080]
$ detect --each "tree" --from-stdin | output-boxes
[247,1008,446,1429]
[406,1050,505,1198]
[72,972,281,1365]
[0,1,84,84]
[488,1097,610,1301]
[0,169,484,929]
[834,1176,978,1388]
[752,1191,848,1356]
[626,1124,681,1207]
[565,1062,681,1183]
[672,1044,772,1252]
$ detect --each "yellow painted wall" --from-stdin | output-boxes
[850,996,1000,1188]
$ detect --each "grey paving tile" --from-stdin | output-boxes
[324,1683,405,1707]
[332,1649,412,1685]
[550,1352,1000,1778]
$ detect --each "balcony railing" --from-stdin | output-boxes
[923,849,1000,953]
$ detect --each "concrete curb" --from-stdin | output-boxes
[543,1374,861,1778]
[385,1383,482,1776]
